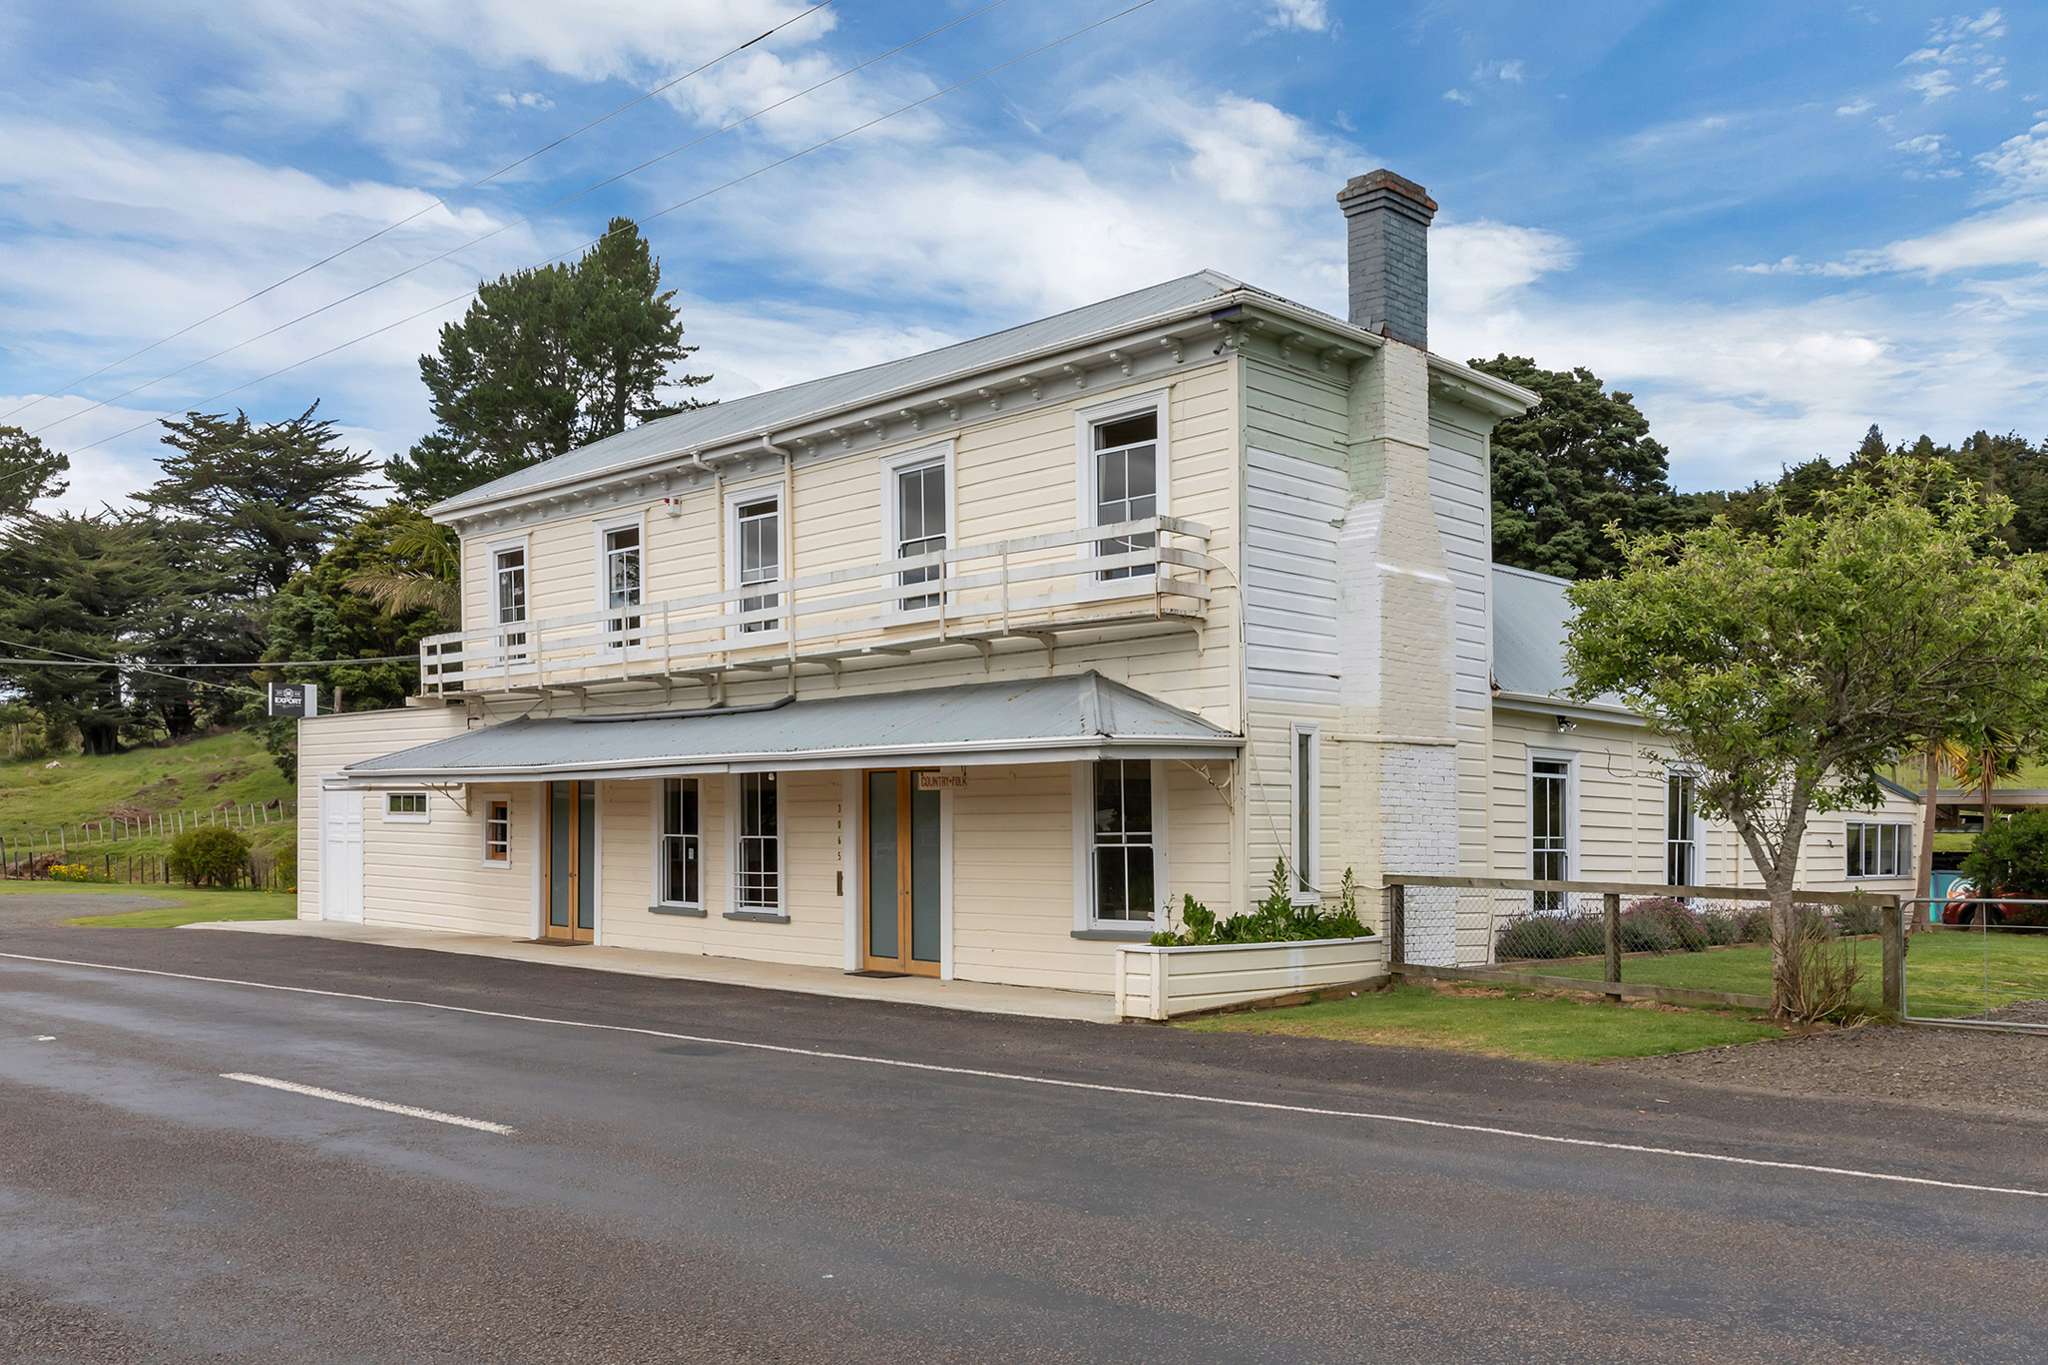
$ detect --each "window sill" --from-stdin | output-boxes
[1072,927,1154,942]
[723,909,790,924]
[649,904,706,918]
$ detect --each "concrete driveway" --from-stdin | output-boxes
[1,893,2043,1362]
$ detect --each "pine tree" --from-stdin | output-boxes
[386,218,708,504]
[138,403,376,598]
[0,427,69,520]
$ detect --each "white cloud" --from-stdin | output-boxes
[1836,97,1875,116]
[1473,59,1526,85]
[1907,67,1959,101]
[1263,0,1329,32]
[1899,9,2005,102]
[493,90,555,111]
[1442,88,1472,106]
[1979,121,2048,194]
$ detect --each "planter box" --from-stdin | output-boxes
[1115,935,1387,1021]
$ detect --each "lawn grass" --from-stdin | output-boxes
[0,880,298,927]
[1177,982,1786,1063]
[1535,929,2048,1020]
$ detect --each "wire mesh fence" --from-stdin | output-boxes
[1388,876,1900,1008]
[1903,899,2048,1031]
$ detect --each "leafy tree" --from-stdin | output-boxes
[386,218,708,504]
[1960,810,2048,904]
[1472,355,1700,579]
[0,427,69,519]
[344,506,460,622]
[138,402,376,598]
[122,515,261,739]
[1565,459,2048,1016]
[0,513,165,754]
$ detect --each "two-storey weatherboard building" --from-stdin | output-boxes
[299,169,1919,995]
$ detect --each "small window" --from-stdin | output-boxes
[734,497,781,635]
[1090,409,1159,581]
[1530,757,1571,910]
[1292,725,1320,903]
[659,778,701,907]
[1091,759,1156,922]
[736,772,780,909]
[1846,821,1912,878]
[483,798,511,863]
[603,525,642,647]
[1665,771,1698,887]
[385,791,429,824]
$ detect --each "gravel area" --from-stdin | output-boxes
[1607,1022,2048,1122]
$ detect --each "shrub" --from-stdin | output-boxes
[1733,908,1773,943]
[1619,896,1707,953]
[1774,911,1864,1023]
[1831,893,1884,937]
[1697,910,1740,946]
[168,826,251,888]
[1149,860,1372,946]
[1960,809,2048,898]
[48,862,108,883]
[1494,914,1578,960]
[272,846,298,892]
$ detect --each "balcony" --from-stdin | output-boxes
[420,516,1217,699]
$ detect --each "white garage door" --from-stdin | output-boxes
[320,787,364,923]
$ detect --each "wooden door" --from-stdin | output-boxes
[542,781,595,944]
[862,770,940,976]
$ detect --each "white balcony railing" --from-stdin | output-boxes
[421,515,1215,698]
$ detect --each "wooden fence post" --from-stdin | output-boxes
[1386,884,1406,970]
[1604,892,1623,986]
[1882,895,1906,1019]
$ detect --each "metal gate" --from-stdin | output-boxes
[1901,898,2048,1033]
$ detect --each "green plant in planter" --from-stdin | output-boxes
[1149,860,1372,945]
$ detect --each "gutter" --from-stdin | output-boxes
[1491,690,1648,728]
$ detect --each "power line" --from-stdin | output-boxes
[63,0,1164,459]
[29,0,1011,439]
[0,638,259,697]
[0,2,837,429]
[0,655,415,669]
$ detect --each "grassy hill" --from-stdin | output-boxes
[0,729,295,868]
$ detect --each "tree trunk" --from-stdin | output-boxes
[1740,791,1813,1019]
[1980,750,1996,835]
[1914,745,1940,934]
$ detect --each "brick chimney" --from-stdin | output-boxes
[1336,169,1437,349]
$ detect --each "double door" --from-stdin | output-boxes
[863,770,940,976]
[542,780,595,943]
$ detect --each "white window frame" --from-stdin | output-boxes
[879,440,955,619]
[1290,722,1322,905]
[724,486,785,642]
[1073,389,1171,589]
[729,770,785,914]
[654,776,703,910]
[1664,767,1700,888]
[480,793,513,868]
[488,535,532,667]
[1527,750,1576,906]
[1071,758,1170,932]
[383,790,430,825]
[1845,820,1912,879]
[592,513,646,650]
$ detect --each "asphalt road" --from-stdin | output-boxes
[2,893,2045,1363]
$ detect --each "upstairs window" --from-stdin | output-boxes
[1090,409,1159,581]
[494,546,528,663]
[892,457,948,611]
[602,524,642,648]
[734,497,781,635]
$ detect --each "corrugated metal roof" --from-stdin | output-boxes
[344,672,1239,779]
[1490,563,1627,710]
[431,270,1246,515]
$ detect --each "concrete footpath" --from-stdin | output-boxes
[189,917,1120,1022]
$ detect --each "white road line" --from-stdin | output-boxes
[5,949,2045,1201]
[221,1072,515,1135]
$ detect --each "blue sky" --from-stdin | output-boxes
[2,0,2043,509]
